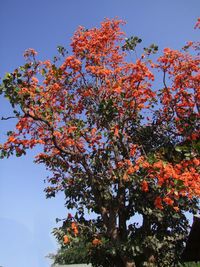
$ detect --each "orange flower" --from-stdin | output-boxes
[117,161,124,168]
[173,206,180,212]
[8,136,16,143]
[154,197,163,210]
[123,171,129,181]
[127,166,135,174]
[91,128,97,136]
[32,77,39,83]
[71,222,77,229]
[130,144,137,157]
[163,197,174,206]
[153,161,163,169]
[52,83,60,90]
[29,110,35,117]
[193,158,200,166]
[71,222,79,236]
[114,86,122,94]
[73,227,79,236]
[142,161,150,168]
[92,238,102,246]
[63,235,70,244]
[68,126,77,133]
[190,133,199,140]
[141,180,149,192]
[53,131,62,138]
[114,125,119,137]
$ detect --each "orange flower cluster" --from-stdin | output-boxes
[71,222,79,236]
[157,46,200,139]
[63,235,70,244]
[141,180,149,192]
[92,238,102,246]
[154,196,178,211]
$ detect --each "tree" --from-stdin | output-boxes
[0,18,200,267]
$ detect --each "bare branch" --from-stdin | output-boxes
[1,116,17,120]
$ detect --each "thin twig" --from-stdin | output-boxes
[1,116,17,120]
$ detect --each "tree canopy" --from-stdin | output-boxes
[0,18,200,267]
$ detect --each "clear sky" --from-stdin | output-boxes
[0,1,199,267]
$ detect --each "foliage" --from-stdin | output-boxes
[0,19,200,267]
[48,223,88,265]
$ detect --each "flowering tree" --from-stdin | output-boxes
[0,19,200,267]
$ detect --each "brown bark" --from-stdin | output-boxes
[108,207,118,241]
[118,185,127,239]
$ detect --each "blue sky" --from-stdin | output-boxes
[0,1,199,267]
